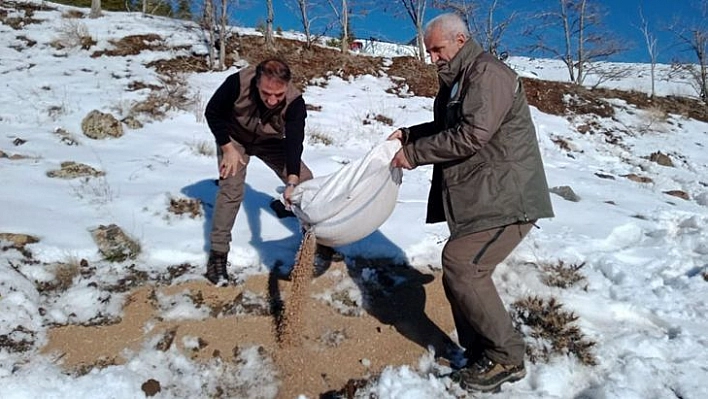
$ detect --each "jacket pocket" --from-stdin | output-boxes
[443,161,490,225]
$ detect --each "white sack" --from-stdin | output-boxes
[290,140,403,247]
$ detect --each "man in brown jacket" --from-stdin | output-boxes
[204,58,314,285]
[389,13,554,392]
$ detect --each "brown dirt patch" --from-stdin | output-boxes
[0,0,49,29]
[42,262,455,398]
[91,34,179,58]
[234,35,384,92]
[522,77,708,122]
[386,56,439,98]
[146,55,210,75]
[138,31,708,121]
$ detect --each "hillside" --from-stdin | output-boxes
[1,1,707,399]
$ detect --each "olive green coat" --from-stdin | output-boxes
[403,39,554,239]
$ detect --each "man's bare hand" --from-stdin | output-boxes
[387,129,403,142]
[219,143,246,178]
[283,184,295,207]
[391,149,413,170]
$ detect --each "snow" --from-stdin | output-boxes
[1,1,707,398]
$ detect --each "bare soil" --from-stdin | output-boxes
[43,261,456,398]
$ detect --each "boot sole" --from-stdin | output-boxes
[460,367,526,393]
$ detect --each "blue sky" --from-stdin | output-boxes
[230,1,704,64]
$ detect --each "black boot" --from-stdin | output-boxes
[205,250,229,286]
[313,244,343,276]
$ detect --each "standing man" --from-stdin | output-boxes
[388,13,554,393]
[204,58,312,285]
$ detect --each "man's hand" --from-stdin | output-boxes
[282,174,300,207]
[219,143,246,178]
[391,149,413,170]
[283,184,296,207]
[387,129,403,142]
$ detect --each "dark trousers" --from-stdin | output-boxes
[209,138,313,253]
[441,222,532,365]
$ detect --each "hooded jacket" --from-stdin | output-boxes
[403,39,554,239]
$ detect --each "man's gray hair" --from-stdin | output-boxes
[425,13,470,41]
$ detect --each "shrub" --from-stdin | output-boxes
[512,296,597,366]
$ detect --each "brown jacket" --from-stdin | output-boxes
[403,39,554,239]
[205,66,307,176]
[231,66,302,144]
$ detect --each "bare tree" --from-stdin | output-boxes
[219,0,229,69]
[288,0,329,49]
[326,0,350,52]
[291,0,314,48]
[265,0,275,48]
[638,7,658,98]
[669,0,708,102]
[201,0,217,70]
[526,0,627,85]
[432,0,516,57]
[399,0,428,61]
[432,0,474,30]
[473,0,516,57]
[89,0,101,18]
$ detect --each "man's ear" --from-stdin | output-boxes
[455,32,467,46]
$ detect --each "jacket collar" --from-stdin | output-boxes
[437,38,484,87]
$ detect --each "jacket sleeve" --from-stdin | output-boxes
[205,73,240,147]
[284,96,307,176]
[404,63,517,167]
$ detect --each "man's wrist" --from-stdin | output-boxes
[398,127,410,144]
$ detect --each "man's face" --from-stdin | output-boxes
[257,76,287,109]
[425,27,466,68]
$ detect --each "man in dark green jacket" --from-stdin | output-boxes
[389,13,554,393]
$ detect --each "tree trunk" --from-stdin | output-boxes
[576,0,587,85]
[219,0,227,70]
[203,0,216,70]
[89,0,101,18]
[416,24,425,61]
[340,0,349,53]
[297,0,313,49]
[560,0,576,83]
[266,0,275,48]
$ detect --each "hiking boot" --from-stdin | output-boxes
[313,244,343,276]
[449,355,526,393]
[205,250,230,286]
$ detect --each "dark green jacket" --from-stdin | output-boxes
[403,39,554,239]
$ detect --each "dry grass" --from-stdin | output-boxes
[234,36,384,93]
[91,33,174,57]
[0,326,36,353]
[53,261,80,291]
[186,138,214,157]
[362,113,394,126]
[512,296,597,366]
[537,260,587,289]
[0,0,47,29]
[386,56,438,98]
[70,175,114,204]
[51,19,95,50]
[307,128,334,146]
[61,9,84,19]
[130,73,193,120]
[167,197,202,218]
[638,105,670,133]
